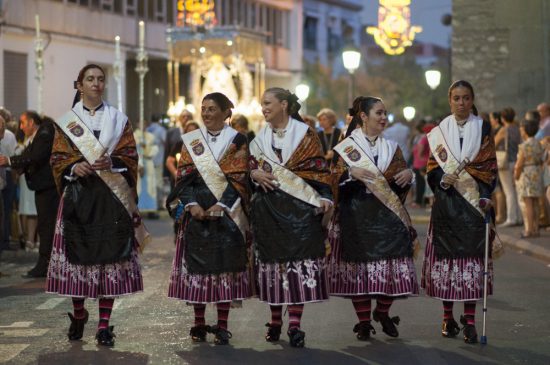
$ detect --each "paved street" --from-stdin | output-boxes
[1,215,549,365]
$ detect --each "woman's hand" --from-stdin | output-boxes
[350,167,376,184]
[189,205,207,221]
[91,156,112,170]
[205,204,225,220]
[251,169,279,192]
[394,169,413,188]
[441,173,459,188]
[73,162,94,177]
[318,200,333,214]
[325,150,335,161]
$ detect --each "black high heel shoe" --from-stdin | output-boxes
[265,322,282,342]
[67,309,89,341]
[95,326,116,347]
[287,327,305,348]
[353,321,376,341]
[189,325,209,342]
[207,325,232,345]
[441,318,460,338]
[460,315,478,344]
[373,310,400,338]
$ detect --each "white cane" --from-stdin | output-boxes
[481,210,490,345]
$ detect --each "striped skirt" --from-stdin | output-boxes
[256,256,329,305]
[168,226,253,304]
[421,222,493,301]
[327,220,419,297]
[46,200,143,299]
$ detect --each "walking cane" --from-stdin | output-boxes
[480,209,491,345]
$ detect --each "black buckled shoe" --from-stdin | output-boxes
[287,327,305,348]
[67,309,89,341]
[353,321,376,341]
[373,310,400,338]
[207,325,232,345]
[189,325,209,342]
[441,318,460,338]
[265,322,282,342]
[95,326,116,347]
[460,315,478,344]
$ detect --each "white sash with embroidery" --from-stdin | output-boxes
[428,126,483,216]
[250,140,322,208]
[55,112,150,251]
[182,129,248,238]
[334,137,413,230]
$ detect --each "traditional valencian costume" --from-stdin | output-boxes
[250,117,332,346]
[421,113,497,341]
[47,99,148,345]
[329,127,419,339]
[167,125,252,344]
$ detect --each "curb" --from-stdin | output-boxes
[499,233,550,263]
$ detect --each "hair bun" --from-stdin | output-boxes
[348,108,356,117]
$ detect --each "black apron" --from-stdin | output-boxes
[63,175,134,265]
[339,180,413,262]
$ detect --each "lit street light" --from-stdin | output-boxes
[403,106,416,122]
[342,48,361,105]
[425,69,441,118]
[295,83,310,115]
[425,69,441,90]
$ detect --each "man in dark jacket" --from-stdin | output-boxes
[0,111,60,277]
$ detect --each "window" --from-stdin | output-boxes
[3,51,27,118]
[304,16,318,50]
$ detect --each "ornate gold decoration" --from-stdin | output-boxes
[366,0,422,55]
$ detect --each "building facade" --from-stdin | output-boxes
[0,0,303,123]
[452,0,550,115]
[302,0,363,73]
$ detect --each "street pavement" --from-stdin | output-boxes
[1,213,549,365]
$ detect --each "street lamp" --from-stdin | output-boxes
[425,69,441,90]
[295,83,310,115]
[403,106,416,122]
[342,49,361,105]
[425,69,441,117]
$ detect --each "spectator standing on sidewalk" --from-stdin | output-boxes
[515,115,545,238]
[490,111,506,223]
[411,122,433,207]
[0,111,59,277]
[146,114,167,209]
[0,108,16,251]
[494,107,522,227]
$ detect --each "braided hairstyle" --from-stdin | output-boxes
[202,92,234,121]
[345,96,383,138]
[72,64,106,107]
[448,80,478,116]
[264,87,304,122]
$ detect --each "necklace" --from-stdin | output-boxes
[366,135,378,147]
[273,128,286,139]
[83,102,103,116]
[207,129,222,142]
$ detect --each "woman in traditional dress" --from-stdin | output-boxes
[250,88,332,348]
[47,64,148,347]
[328,96,418,340]
[167,92,252,346]
[421,80,497,344]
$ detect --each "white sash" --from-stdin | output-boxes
[250,140,322,208]
[55,112,150,251]
[334,137,413,230]
[182,129,248,238]
[428,126,483,216]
